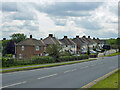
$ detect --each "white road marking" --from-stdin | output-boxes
[64,70,71,73]
[90,64,96,66]
[80,66,88,69]
[37,74,57,79]
[2,81,26,88]
[71,69,77,71]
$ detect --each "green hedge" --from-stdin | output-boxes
[2,56,55,67]
[2,54,89,67]
[58,54,89,62]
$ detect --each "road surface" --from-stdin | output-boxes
[2,56,118,88]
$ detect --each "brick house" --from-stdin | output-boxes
[16,35,45,59]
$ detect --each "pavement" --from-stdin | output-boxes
[1,55,118,88]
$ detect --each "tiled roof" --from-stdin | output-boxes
[43,36,62,45]
[16,38,45,46]
[72,37,85,44]
[60,38,76,45]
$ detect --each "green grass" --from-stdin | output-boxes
[99,52,120,57]
[1,58,97,73]
[90,69,120,88]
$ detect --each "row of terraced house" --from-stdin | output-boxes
[16,34,104,59]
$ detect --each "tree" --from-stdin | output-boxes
[4,40,15,55]
[10,33,26,43]
[116,38,120,52]
[46,44,62,61]
[2,40,10,56]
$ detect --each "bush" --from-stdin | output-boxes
[5,54,13,57]
[58,54,89,62]
[101,49,105,52]
[31,56,55,64]
[2,57,15,67]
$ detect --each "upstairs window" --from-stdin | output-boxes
[36,46,39,51]
[22,46,24,51]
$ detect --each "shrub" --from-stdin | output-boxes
[58,54,89,62]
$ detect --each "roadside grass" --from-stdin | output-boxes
[1,58,97,73]
[90,69,120,88]
[99,52,120,57]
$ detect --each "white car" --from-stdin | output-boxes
[90,50,97,54]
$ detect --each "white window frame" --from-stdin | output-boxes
[19,54,22,59]
[22,46,24,51]
[36,46,39,51]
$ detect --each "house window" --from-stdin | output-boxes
[36,46,39,51]
[72,45,75,48]
[19,54,22,59]
[22,46,24,51]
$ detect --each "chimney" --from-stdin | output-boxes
[3,38,6,40]
[64,36,67,38]
[30,35,32,38]
[83,36,86,38]
[88,36,90,38]
[49,34,53,37]
[93,37,95,40]
[76,36,79,38]
[40,38,42,40]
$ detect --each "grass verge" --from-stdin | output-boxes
[1,58,97,73]
[90,69,120,88]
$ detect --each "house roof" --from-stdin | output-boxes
[43,36,62,45]
[72,37,85,44]
[60,37,76,45]
[16,38,45,46]
[93,39,101,43]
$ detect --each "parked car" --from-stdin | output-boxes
[96,49,101,52]
[81,50,87,54]
[90,50,97,54]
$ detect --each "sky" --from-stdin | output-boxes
[0,0,119,40]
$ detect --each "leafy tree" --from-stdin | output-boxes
[46,44,62,61]
[2,40,10,56]
[4,40,15,55]
[10,33,26,43]
[116,38,120,52]
[107,38,116,46]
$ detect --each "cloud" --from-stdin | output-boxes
[1,1,118,39]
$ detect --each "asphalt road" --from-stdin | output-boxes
[2,56,118,88]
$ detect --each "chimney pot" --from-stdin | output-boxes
[3,38,6,40]
[30,35,32,38]
[64,36,67,38]
[83,36,86,38]
[88,36,90,38]
[97,38,99,40]
[93,37,95,40]
[76,36,79,38]
[49,34,53,37]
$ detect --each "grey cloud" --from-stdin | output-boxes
[2,2,18,12]
[33,2,103,17]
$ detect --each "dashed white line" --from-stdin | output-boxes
[71,69,77,71]
[64,70,71,73]
[37,73,57,79]
[2,81,26,88]
[80,66,88,69]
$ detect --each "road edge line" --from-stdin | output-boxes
[81,68,119,88]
